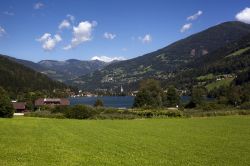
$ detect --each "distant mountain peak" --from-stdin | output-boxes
[91,56,126,62]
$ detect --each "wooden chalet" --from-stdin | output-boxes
[12,102,27,113]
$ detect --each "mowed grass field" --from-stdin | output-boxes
[0,116,250,166]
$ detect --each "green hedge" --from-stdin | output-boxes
[25,105,183,119]
[131,109,183,118]
[183,109,250,117]
[25,104,250,120]
[65,105,96,119]
[240,102,250,109]
[24,111,65,119]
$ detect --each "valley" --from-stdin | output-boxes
[1,1,250,166]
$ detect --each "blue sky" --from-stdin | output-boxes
[0,0,249,62]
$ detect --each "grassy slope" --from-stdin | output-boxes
[206,78,234,91]
[197,74,215,81]
[225,46,250,58]
[0,117,249,166]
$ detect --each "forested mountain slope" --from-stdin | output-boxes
[70,21,250,91]
[0,54,69,97]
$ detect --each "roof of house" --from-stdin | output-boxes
[44,98,61,102]
[35,98,70,106]
[60,98,70,105]
[13,102,26,110]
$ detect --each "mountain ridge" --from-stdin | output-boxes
[69,21,250,92]
[7,57,118,82]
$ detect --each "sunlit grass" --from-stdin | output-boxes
[206,78,234,91]
[0,116,249,166]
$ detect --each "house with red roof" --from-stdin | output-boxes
[12,102,27,113]
[35,98,70,107]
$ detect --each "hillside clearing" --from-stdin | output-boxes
[225,46,250,58]
[206,78,234,91]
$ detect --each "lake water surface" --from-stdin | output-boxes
[69,96,135,108]
[69,96,191,108]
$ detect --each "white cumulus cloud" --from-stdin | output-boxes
[67,14,75,22]
[59,19,71,30]
[187,10,203,21]
[37,33,62,51]
[104,32,116,40]
[91,56,126,62]
[63,21,96,50]
[34,2,44,9]
[180,23,192,33]
[138,34,152,43]
[0,26,6,37]
[236,7,250,24]
[58,15,75,30]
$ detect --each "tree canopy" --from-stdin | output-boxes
[133,79,163,108]
[0,87,14,118]
[163,86,180,107]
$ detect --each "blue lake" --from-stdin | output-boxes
[69,96,192,108]
[69,96,135,108]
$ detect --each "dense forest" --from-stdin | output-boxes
[0,55,75,99]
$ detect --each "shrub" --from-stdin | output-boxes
[100,107,120,114]
[65,105,96,119]
[51,105,69,114]
[90,107,140,120]
[36,105,53,112]
[240,102,250,109]
[238,110,250,115]
[200,102,225,111]
[217,96,228,105]
[94,98,104,107]
[94,112,138,120]
[135,110,154,118]
[157,110,183,117]
[132,109,183,118]
[185,101,196,108]
[24,111,65,119]
[183,108,250,117]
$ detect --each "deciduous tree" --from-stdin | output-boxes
[163,86,180,107]
[0,87,14,118]
[133,79,163,108]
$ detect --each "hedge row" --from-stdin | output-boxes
[24,105,183,119]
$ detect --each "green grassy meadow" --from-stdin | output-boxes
[0,116,250,166]
[206,78,234,91]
